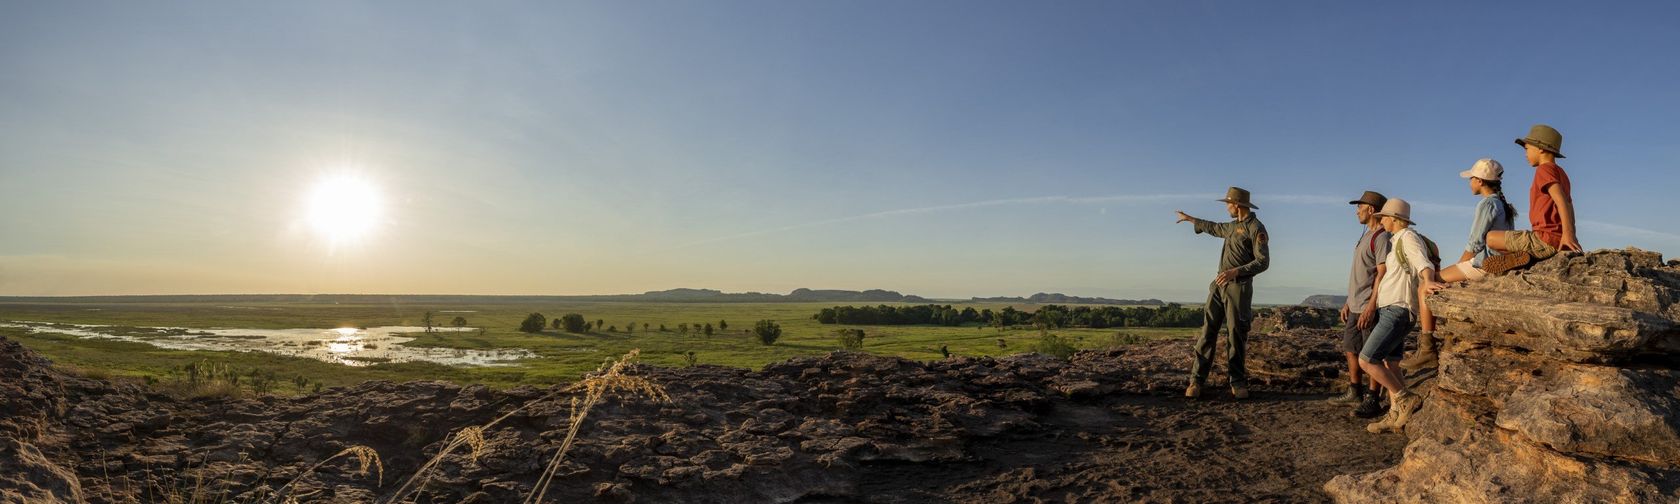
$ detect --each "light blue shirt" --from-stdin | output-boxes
[1466,194,1514,268]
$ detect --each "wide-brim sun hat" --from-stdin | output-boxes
[1349,190,1387,208]
[1375,198,1413,225]
[1460,158,1504,181]
[1515,124,1566,158]
[1217,186,1258,209]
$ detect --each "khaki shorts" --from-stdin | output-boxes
[1504,230,1559,259]
[1448,261,1488,281]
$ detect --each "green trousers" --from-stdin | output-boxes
[1191,279,1252,386]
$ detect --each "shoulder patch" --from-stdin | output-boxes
[1259,231,1268,243]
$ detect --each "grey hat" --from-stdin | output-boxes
[1515,124,1566,158]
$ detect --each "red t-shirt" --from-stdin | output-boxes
[1529,162,1571,247]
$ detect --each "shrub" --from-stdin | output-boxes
[1110,331,1147,347]
[560,313,587,333]
[519,313,548,333]
[836,329,865,350]
[754,320,782,346]
[684,351,697,367]
[1032,334,1077,360]
[452,316,468,328]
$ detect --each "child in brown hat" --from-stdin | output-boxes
[1482,124,1580,274]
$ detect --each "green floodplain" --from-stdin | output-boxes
[0,299,1199,393]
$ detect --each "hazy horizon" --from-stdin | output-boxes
[4,2,1678,304]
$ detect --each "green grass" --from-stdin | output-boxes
[0,300,1195,391]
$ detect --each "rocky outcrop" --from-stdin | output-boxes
[1256,305,1338,333]
[1325,248,1680,503]
[0,323,1376,503]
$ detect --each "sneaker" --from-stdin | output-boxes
[1482,251,1532,276]
[1366,408,1399,433]
[1230,383,1249,400]
[1327,386,1363,405]
[1185,382,1202,399]
[1390,392,1425,428]
[1353,391,1386,419]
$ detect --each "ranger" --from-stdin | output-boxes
[1175,187,1270,400]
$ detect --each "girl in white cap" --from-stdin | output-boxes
[1403,159,1518,372]
[1441,158,1518,283]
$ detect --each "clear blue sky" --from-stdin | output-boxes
[2,1,1676,303]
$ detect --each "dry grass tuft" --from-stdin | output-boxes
[384,349,666,504]
[526,349,668,504]
[265,445,383,504]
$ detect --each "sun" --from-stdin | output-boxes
[305,173,385,247]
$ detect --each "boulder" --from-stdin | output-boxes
[1327,249,1680,503]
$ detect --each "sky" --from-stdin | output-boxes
[1,1,1677,303]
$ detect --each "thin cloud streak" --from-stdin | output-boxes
[677,193,1680,251]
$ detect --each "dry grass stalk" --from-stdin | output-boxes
[384,349,665,504]
[525,349,669,504]
[265,445,383,504]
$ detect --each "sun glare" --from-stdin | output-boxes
[306,173,384,248]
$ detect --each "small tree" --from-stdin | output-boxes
[678,323,689,335]
[596,319,604,331]
[607,325,618,333]
[643,323,650,332]
[422,311,435,333]
[519,313,547,333]
[659,324,668,332]
[625,322,634,334]
[451,316,468,328]
[754,320,782,346]
[561,313,587,333]
[703,323,714,338]
[837,328,865,350]
[718,320,728,331]
[584,322,594,332]
[551,318,562,330]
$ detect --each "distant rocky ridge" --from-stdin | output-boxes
[1299,295,1347,309]
[969,292,1165,306]
[0,288,931,305]
[1326,248,1680,502]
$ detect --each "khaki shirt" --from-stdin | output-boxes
[1192,213,1270,280]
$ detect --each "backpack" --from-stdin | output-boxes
[1395,228,1441,272]
[1393,228,1440,315]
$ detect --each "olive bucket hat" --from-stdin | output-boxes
[1217,187,1258,209]
[1515,124,1566,158]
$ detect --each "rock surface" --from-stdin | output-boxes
[0,327,1399,503]
[1325,248,1680,503]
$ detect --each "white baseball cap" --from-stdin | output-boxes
[1459,158,1503,181]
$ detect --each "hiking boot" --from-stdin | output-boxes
[1185,382,1202,399]
[1482,251,1532,275]
[1366,408,1399,433]
[1327,386,1364,405]
[1353,391,1386,419]
[1401,332,1440,372]
[1390,391,1425,428]
[1231,383,1249,400]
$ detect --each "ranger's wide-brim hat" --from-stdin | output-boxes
[1217,186,1258,209]
[1375,198,1413,225]
[1515,124,1566,158]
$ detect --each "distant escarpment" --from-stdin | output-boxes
[1326,248,1680,503]
[969,293,1165,306]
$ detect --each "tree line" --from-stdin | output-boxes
[813,303,1202,328]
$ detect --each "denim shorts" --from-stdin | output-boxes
[1359,305,1412,363]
